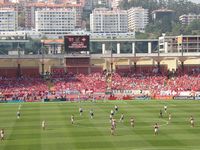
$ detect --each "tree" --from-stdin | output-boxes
[188,20,200,31]
[119,0,200,21]
[119,0,129,9]
[171,22,183,35]
[119,0,200,36]
[135,32,149,39]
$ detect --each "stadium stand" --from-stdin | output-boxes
[0,69,200,102]
[0,77,48,102]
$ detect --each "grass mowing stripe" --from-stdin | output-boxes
[113,105,153,148]
[169,103,200,148]
[69,101,117,150]
[0,104,22,150]
[1,101,200,150]
[125,101,187,148]
[10,104,40,150]
[97,102,152,149]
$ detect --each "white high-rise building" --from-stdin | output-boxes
[112,0,122,9]
[25,3,82,30]
[35,9,76,35]
[93,0,111,7]
[128,7,148,33]
[179,14,200,25]
[0,8,18,31]
[90,8,128,33]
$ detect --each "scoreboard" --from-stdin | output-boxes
[64,35,90,53]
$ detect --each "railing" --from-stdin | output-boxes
[0,52,200,59]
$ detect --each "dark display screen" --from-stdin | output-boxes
[64,35,90,52]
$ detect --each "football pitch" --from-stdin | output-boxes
[0,100,200,150]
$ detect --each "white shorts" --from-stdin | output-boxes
[169,117,171,120]
[154,128,158,133]
[191,120,194,124]
[1,133,4,138]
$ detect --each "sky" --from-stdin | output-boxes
[189,0,200,4]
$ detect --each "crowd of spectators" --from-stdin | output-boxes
[0,77,48,102]
[0,70,200,101]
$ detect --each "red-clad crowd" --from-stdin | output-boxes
[0,72,200,101]
[0,77,48,102]
[52,73,107,93]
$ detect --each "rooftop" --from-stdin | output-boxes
[26,2,82,8]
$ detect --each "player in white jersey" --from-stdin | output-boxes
[114,105,118,112]
[110,109,114,116]
[154,123,159,135]
[190,116,194,127]
[90,109,94,119]
[130,117,135,127]
[109,114,113,123]
[42,120,46,130]
[119,113,124,122]
[164,105,167,113]
[17,111,20,119]
[0,129,4,141]
[168,113,172,123]
[79,107,83,116]
[71,115,74,124]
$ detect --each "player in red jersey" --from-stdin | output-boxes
[111,126,115,135]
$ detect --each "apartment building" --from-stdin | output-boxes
[25,2,83,29]
[112,0,122,9]
[128,7,148,32]
[90,8,128,33]
[179,14,200,25]
[0,8,18,31]
[35,9,76,35]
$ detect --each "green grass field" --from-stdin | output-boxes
[0,100,200,150]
